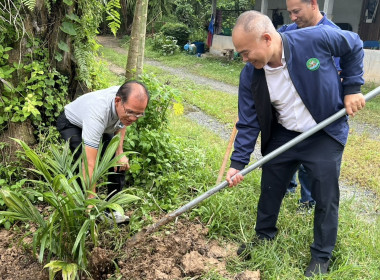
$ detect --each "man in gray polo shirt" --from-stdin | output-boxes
[56,80,149,223]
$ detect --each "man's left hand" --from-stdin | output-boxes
[116,155,130,172]
[344,93,365,117]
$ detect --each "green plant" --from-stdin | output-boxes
[123,73,186,209]
[0,136,140,279]
[189,28,207,43]
[160,22,190,47]
[0,41,69,129]
[151,33,179,56]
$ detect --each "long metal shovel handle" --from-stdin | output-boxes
[129,88,380,244]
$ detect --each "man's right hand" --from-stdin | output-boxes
[226,168,244,187]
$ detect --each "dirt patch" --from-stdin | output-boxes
[118,219,260,280]
[0,219,260,280]
[0,229,48,280]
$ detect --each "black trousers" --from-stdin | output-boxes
[56,112,125,199]
[256,124,344,261]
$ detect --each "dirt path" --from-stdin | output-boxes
[97,36,239,95]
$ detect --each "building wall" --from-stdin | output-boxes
[331,0,362,33]
[254,0,362,33]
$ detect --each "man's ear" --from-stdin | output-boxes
[115,96,122,103]
[263,33,272,45]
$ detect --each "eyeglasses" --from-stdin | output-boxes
[121,103,145,118]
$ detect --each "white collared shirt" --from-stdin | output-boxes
[263,48,317,132]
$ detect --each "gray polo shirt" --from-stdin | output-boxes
[64,86,124,149]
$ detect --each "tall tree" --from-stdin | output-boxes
[125,0,143,80]
[137,0,149,77]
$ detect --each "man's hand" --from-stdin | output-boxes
[344,93,365,117]
[116,155,130,172]
[226,168,244,187]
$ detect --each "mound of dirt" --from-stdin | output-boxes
[118,219,260,280]
[0,220,260,280]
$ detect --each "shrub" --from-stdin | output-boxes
[189,28,207,43]
[151,33,179,56]
[160,22,190,47]
[124,73,185,209]
[0,136,140,278]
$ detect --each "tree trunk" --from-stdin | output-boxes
[136,0,149,77]
[125,0,142,80]
[120,0,130,35]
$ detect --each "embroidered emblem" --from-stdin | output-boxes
[306,58,320,71]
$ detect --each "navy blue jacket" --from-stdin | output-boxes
[278,12,341,71]
[230,25,364,170]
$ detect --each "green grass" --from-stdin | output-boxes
[101,43,244,86]
[342,134,380,195]
[83,68,380,280]
[144,45,245,86]
[144,64,238,125]
[169,111,380,280]
[356,82,380,126]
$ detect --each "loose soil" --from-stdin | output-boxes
[0,220,260,280]
[118,219,259,280]
[0,229,48,280]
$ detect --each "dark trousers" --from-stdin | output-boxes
[256,124,344,261]
[56,112,125,199]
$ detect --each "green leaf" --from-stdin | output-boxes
[72,220,89,255]
[55,52,63,62]
[60,22,77,36]
[58,41,70,53]
[66,13,80,22]
[63,0,73,5]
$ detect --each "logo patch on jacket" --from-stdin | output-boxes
[306,58,320,71]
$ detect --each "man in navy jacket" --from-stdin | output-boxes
[281,0,342,204]
[226,11,365,277]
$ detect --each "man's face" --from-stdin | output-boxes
[116,93,148,127]
[286,0,315,28]
[232,27,272,69]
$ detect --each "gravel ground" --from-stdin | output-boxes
[145,59,238,95]
[348,118,380,140]
[98,36,379,222]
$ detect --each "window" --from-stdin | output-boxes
[365,0,379,23]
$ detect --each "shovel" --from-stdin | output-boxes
[128,87,380,246]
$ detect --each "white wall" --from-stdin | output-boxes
[254,0,362,32]
[329,0,362,33]
[363,50,380,82]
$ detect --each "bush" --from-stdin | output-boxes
[160,22,190,48]
[124,73,185,210]
[151,33,179,56]
[189,28,207,43]
[0,41,69,129]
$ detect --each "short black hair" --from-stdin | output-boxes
[116,80,150,103]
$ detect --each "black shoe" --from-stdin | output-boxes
[304,258,330,277]
[297,201,316,213]
[236,242,253,260]
[237,237,272,260]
